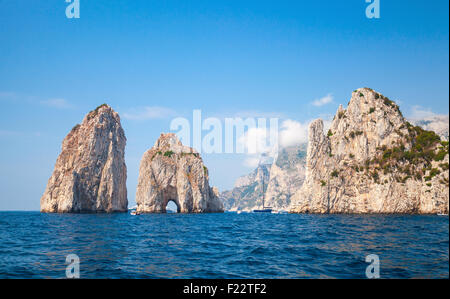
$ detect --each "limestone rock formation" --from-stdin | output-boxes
[135,133,224,213]
[221,145,307,211]
[41,104,128,213]
[220,164,271,212]
[290,88,449,214]
[264,145,307,210]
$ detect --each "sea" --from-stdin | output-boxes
[0,211,448,279]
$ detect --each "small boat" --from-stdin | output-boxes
[437,213,448,216]
[253,208,272,213]
[129,205,138,215]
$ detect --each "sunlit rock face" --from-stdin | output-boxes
[41,104,128,213]
[290,88,449,214]
[135,133,224,213]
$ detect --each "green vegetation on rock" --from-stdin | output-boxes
[164,150,174,157]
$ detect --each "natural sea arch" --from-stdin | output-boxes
[165,200,180,213]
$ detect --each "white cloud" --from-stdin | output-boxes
[407,106,449,140]
[238,127,272,155]
[409,105,440,120]
[279,119,309,147]
[40,98,73,109]
[238,125,277,168]
[311,93,333,107]
[238,118,311,168]
[122,106,176,120]
[243,156,261,168]
[238,119,310,154]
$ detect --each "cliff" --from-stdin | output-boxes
[220,164,271,211]
[221,145,307,211]
[290,88,449,214]
[41,104,128,213]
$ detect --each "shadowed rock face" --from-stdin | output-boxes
[136,133,223,213]
[290,88,449,214]
[40,104,128,213]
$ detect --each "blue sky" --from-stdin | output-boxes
[0,0,448,210]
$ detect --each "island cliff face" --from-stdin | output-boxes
[221,145,306,212]
[220,163,271,211]
[290,88,449,214]
[40,104,128,213]
[135,133,224,213]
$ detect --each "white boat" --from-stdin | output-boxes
[437,213,448,216]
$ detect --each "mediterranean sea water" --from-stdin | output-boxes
[0,211,448,278]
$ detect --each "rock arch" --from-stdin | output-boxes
[165,199,181,213]
[135,133,223,213]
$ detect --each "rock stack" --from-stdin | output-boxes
[135,133,223,213]
[40,104,128,213]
